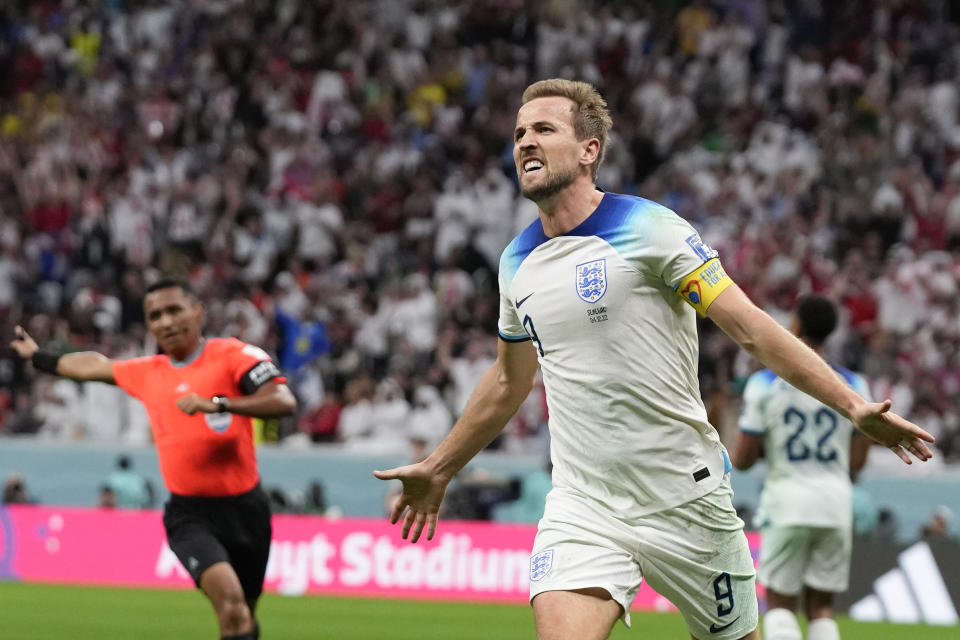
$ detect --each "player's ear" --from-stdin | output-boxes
[193,300,206,328]
[580,138,600,167]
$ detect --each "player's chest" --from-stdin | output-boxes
[510,241,639,337]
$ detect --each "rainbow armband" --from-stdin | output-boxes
[675,258,733,316]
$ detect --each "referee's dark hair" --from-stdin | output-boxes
[795,294,838,346]
[146,277,198,301]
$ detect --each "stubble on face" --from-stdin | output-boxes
[520,163,579,202]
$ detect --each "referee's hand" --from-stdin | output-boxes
[9,326,38,360]
[177,393,217,415]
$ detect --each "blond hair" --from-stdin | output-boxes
[521,79,613,181]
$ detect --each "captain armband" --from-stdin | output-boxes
[239,360,282,395]
[674,258,734,317]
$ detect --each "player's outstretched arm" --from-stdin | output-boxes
[9,326,116,384]
[707,285,934,463]
[374,338,540,542]
[848,399,932,464]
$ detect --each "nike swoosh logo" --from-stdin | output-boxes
[709,616,740,634]
[515,292,535,308]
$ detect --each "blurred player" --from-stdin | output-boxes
[732,295,871,640]
[374,78,933,640]
[10,279,296,640]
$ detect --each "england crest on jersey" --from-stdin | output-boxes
[576,258,607,303]
[530,549,554,582]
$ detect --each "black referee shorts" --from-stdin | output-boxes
[162,483,272,602]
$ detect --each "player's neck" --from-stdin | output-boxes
[536,181,604,237]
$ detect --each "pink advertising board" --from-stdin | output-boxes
[0,504,761,610]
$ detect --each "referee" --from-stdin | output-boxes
[11,278,297,640]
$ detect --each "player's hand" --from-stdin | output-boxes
[373,462,450,543]
[176,393,216,415]
[9,326,38,360]
[851,400,935,464]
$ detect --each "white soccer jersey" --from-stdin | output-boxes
[497,192,732,519]
[739,366,870,529]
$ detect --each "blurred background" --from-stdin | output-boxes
[0,0,958,554]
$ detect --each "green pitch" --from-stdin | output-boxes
[0,582,956,639]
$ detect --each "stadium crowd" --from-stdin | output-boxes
[0,0,959,466]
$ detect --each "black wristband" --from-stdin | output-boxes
[31,351,61,374]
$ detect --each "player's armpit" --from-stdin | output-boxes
[674,258,734,317]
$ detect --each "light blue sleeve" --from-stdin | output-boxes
[739,370,774,434]
[497,259,529,342]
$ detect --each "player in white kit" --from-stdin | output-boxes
[732,295,871,640]
[374,79,934,640]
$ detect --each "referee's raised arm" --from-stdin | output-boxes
[10,325,116,384]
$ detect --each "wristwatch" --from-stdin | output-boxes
[211,395,230,413]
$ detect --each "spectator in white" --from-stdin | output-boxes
[354,295,391,368]
[223,294,269,349]
[306,66,349,135]
[784,45,827,118]
[445,332,495,417]
[272,271,309,319]
[471,164,515,272]
[873,249,926,337]
[337,375,376,444]
[294,182,342,265]
[368,377,413,450]
[927,64,960,147]
[166,180,210,251]
[390,273,438,355]
[0,245,25,312]
[107,180,155,269]
[653,77,697,157]
[233,212,278,285]
[408,384,453,450]
[386,33,427,92]
[434,170,477,265]
[433,252,475,310]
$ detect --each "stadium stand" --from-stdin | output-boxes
[0,1,958,476]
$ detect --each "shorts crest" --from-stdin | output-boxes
[576,259,607,303]
[530,548,554,582]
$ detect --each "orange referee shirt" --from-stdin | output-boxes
[113,338,285,497]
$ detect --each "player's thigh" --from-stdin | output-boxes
[757,525,811,596]
[804,527,851,593]
[532,588,621,640]
[218,487,273,604]
[638,480,758,640]
[163,503,230,587]
[529,492,641,627]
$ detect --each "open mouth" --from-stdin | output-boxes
[523,159,544,173]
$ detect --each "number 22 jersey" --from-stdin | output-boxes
[739,366,869,529]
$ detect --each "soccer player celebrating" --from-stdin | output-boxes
[10,279,296,640]
[732,295,870,640]
[374,79,934,640]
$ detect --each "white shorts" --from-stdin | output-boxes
[529,478,758,640]
[757,525,851,595]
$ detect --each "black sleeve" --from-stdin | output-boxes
[238,360,283,395]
